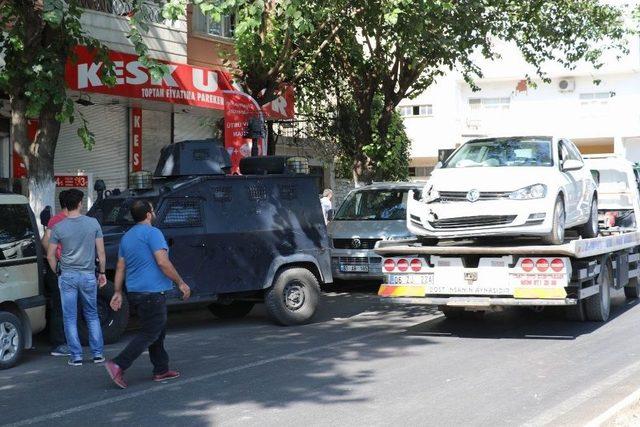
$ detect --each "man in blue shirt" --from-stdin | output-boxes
[105,200,190,389]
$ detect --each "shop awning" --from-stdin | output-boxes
[65,46,294,120]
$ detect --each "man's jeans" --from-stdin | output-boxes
[59,271,104,359]
[113,292,169,375]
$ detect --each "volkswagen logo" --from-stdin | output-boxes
[351,238,362,249]
[466,189,480,203]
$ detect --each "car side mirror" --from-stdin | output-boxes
[327,209,335,222]
[562,159,583,172]
[39,206,52,228]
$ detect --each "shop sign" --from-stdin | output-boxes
[223,92,266,174]
[55,175,89,188]
[66,46,229,110]
[130,108,143,172]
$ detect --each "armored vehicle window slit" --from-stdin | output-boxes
[161,199,204,227]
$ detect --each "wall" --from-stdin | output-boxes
[80,10,187,62]
[186,5,236,70]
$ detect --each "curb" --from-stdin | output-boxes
[586,386,640,426]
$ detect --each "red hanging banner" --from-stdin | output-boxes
[223,92,264,175]
[130,108,143,172]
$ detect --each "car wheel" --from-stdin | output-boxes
[0,312,24,370]
[543,197,565,245]
[585,258,612,322]
[579,196,598,239]
[265,267,320,326]
[79,281,129,345]
[208,301,255,319]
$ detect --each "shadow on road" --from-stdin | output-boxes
[406,294,639,341]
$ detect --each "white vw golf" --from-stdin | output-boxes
[407,136,598,244]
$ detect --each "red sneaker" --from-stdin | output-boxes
[105,361,127,389]
[153,370,180,382]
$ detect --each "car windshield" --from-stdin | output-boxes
[334,189,415,221]
[444,138,553,168]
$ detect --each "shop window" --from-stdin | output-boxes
[162,199,203,227]
[193,8,235,39]
[0,205,36,261]
[398,105,433,117]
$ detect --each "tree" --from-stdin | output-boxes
[307,0,628,184]
[0,0,120,217]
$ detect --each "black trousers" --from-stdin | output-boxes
[113,292,169,375]
[44,266,66,347]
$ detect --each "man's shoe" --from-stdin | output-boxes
[50,345,70,357]
[68,358,83,366]
[93,355,105,364]
[105,361,127,389]
[153,370,180,382]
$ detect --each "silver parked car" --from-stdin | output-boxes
[327,182,422,281]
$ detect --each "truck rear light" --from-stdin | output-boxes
[410,258,422,272]
[551,258,564,272]
[383,259,396,272]
[521,258,534,272]
[536,258,549,272]
[397,259,409,272]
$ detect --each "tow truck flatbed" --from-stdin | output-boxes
[375,231,640,258]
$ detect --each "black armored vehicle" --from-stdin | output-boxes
[88,139,332,343]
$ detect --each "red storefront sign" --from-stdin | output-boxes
[55,175,89,188]
[66,46,229,110]
[130,108,143,171]
[65,46,295,120]
[223,92,264,174]
[12,119,38,179]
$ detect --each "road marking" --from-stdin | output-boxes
[3,327,401,427]
[523,358,640,427]
[585,385,640,426]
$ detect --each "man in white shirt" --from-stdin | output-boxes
[320,189,333,224]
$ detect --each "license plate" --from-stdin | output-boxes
[388,274,434,285]
[464,272,478,282]
[340,264,369,273]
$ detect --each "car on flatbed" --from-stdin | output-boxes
[327,182,421,281]
[87,140,333,344]
[408,136,598,245]
[378,155,640,322]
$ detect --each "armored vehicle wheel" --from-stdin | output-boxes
[585,260,612,322]
[208,301,255,319]
[265,267,320,325]
[0,312,24,370]
[79,281,129,345]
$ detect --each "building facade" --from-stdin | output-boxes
[400,34,640,180]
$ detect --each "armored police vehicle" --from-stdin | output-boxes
[88,139,332,343]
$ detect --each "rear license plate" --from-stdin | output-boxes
[464,272,478,282]
[388,274,434,285]
[340,264,369,273]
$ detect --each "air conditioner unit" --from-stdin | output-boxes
[558,78,575,92]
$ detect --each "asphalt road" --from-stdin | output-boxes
[3,283,640,427]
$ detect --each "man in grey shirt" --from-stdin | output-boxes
[47,189,107,366]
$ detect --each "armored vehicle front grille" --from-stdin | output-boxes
[429,215,516,229]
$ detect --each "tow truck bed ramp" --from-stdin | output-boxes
[375,231,640,258]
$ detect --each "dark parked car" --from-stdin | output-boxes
[87,140,332,343]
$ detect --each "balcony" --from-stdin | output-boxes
[78,0,166,24]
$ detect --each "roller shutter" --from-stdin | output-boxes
[174,113,215,142]
[55,104,128,193]
[142,110,172,173]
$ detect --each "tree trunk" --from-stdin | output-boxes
[11,96,62,233]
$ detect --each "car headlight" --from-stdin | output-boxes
[509,184,547,200]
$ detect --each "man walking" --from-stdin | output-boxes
[41,190,70,357]
[105,200,190,389]
[46,189,106,366]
